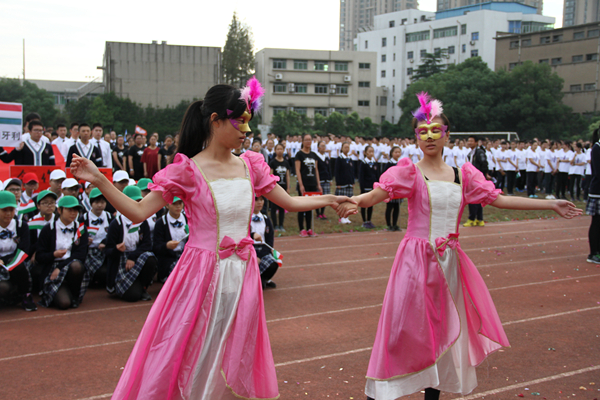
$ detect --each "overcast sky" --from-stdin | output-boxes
[1,0,564,83]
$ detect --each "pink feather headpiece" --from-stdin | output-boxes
[240,76,265,114]
[412,92,443,124]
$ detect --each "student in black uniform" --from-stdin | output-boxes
[269,143,290,231]
[0,121,55,166]
[105,186,157,302]
[359,145,380,229]
[27,190,58,293]
[250,196,278,289]
[316,141,332,220]
[112,135,128,172]
[80,188,112,299]
[153,196,188,283]
[36,196,88,309]
[334,141,355,224]
[0,191,36,311]
[295,134,322,237]
[383,146,403,231]
[66,123,103,167]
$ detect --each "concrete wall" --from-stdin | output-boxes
[103,42,221,108]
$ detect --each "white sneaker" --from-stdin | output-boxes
[545,195,556,199]
[341,217,352,224]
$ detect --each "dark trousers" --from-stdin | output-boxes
[526,171,538,196]
[385,202,400,227]
[543,172,555,195]
[270,202,285,227]
[589,215,600,256]
[516,170,526,190]
[495,171,505,190]
[468,204,483,221]
[505,170,516,194]
[0,263,30,299]
[583,174,592,199]
[569,174,582,199]
[556,172,569,198]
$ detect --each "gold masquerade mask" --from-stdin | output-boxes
[415,123,448,141]
[228,110,252,133]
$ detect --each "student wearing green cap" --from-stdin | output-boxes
[153,196,187,283]
[105,186,157,302]
[79,188,113,299]
[137,178,160,237]
[0,191,35,311]
[36,195,88,309]
[28,190,58,292]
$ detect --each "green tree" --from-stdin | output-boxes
[344,112,363,137]
[0,78,57,126]
[270,111,311,137]
[411,49,448,82]
[222,12,255,87]
[324,112,346,136]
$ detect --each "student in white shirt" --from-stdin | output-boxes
[556,141,574,199]
[525,141,543,197]
[92,123,113,169]
[543,141,558,199]
[443,141,455,167]
[583,144,593,200]
[515,141,527,191]
[453,140,467,168]
[569,142,586,202]
[52,123,71,160]
[504,142,518,195]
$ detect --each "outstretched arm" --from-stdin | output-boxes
[491,196,582,219]
[70,155,167,223]
[264,184,353,212]
[336,187,389,218]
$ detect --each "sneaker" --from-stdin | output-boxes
[321,214,328,220]
[476,220,485,227]
[463,219,475,227]
[21,293,37,312]
[533,195,538,198]
[300,229,309,238]
[307,229,317,237]
[341,217,352,224]
[362,222,369,228]
[71,299,80,309]
[265,281,277,289]
[586,254,600,264]
[366,221,376,229]
[279,227,286,233]
[140,290,152,301]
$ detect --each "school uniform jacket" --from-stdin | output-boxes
[0,140,55,166]
[29,213,57,256]
[82,211,113,246]
[153,213,188,267]
[0,215,31,266]
[359,159,380,191]
[334,155,354,186]
[66,142,103,167]
[250,212,274,259]
[35,220,89,281]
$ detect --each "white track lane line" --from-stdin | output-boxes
[274,347,374,367]
[456,365,600,400]
[0,339,135,362]
[267,304,383,323]
[0,303,151,324]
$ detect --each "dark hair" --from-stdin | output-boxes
[56,123,66,129]
[92,123,103,129]
[411,113,450,130]
[252,139,262,145]
[79,123,90,130]
[90,195,106,204]
[177,84,247,158]
[593,128,599,144]
[25,112,41,123]
[389,146,401,158]
[468,135,479,142]
[576,142,583,149]
[70,122,79,129]
[275,143,285,150]
[364,145,374,154]
[28,120,43,131]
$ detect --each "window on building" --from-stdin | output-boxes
[358,81,370,87]
[394,36,397,45]
[462,44,466,53]
[365,40,368,49]
[551,57,562,65]
[448,46,455,54]
[314,108,328,116]
[420,49,427,58]
[540,36,551,44]
[589,29,600,37]
[585,83,596,90]
[407,51,414,59]
[539,59,549,64]
[570,84,582,92]
[574,31,585,39]
[461,24,467,35]
[471,49,479,57]
[406,30,430,42]
[381,70,386,77]
[553,34,563,42]
[273,83,287,93]
[587,53,599,61]
[382,54,387,62]
[336,108,349,115]
[393,69,396,77]
[358,100,370,106]
[434,48,441,55]
[273,59,286,69]
[572,55,584,63]
[293,60,308,70]
[510,40,519,49]
[509,62,519,70]
[295,83,308,93]
[382,37,387,47]
[314,84,328,94]
[380,96,388,106]
[393,53,396,61]
[389,20,395,28]
[401,18,407,24]
[471,32,479,41]
[335,62,349,71]
[294,107,307,115]
[433,26,458,38]
[407,67,413,75]
[522,39,532,46]
[336,85,349,94]
[359,62,371,69]
[273,107,287,114]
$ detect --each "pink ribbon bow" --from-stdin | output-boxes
[434,232,460,257]
[218,236,254,261]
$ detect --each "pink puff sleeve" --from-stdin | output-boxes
[148,153,196,203]
[462,162,501,207]
[240,151,280,197]
[374,158,417,202]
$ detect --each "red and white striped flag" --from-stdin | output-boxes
[0,102,23,146]
[3,249,28,271]
[135,125,147,136]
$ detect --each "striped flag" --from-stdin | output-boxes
[135,125,147,136]
[128,223,141,234]
[272,248,283,267]
[75,222,86,239]
[87,226,99,236]
[0,102,23,147]
[28,217,46,230]
[18,200,36,215]
[3,249,28,271]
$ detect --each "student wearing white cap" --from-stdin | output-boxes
[113,170,130,193]
[49,170,67,199]
[61,178,80,199]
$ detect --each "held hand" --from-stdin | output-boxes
[166,240,179,250]
[70,154,102,184]
[88,237,94,245]
[553,200,583,219]
[252,233,263,242]
[335,200,359,218]
[125,259,135,271]
[116,242,126,252]
[50,268,60,280]
[53,249,68,258]
[98,244,105,250]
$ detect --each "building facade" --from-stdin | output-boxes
[255,49,386,125]
[563,0,600,27]
[102,41,221,108]
[28,79,104,111]
[496,22,600,113]
[339,0,419,51]
[437,0,543,14]
[356,3,554,123]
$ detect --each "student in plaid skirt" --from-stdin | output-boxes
[28,190,58,293]
[153,196,188,283]
[383,146,403,232]
[335,142,355,224]
[316,140,332,219]
[80,188,112,300]
[36,196,88,309]
[251,196,279,289]
[0,191,36,311]
[105,186,157,302]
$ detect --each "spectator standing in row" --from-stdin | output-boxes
[316,141,331,220]
[335,142,355,224]
[142,134,160,179]
[569,143,586,202]
[269,143,290,231]
[556,141,573,199]
[52,123,70,160]
[66,123,103,167]
[587,129,600,264]
[295,134,322,237]
[464,135,488,227]
[112,135,128,172]
[359,145,380,229]
[128,134,146,181]
[158,135,176,170]
[92,123,112,169]
[384,146,403,231]
[526,141,542,198]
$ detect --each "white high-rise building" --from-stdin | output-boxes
[355,2,554,123]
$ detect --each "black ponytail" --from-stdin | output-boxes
[175,84,248,159]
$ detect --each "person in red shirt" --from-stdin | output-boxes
[141,134,160,179]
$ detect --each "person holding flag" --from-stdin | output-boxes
[36,196,88,309]
[250,195,279,289]
[0,121,55,166]
[152,196,188,283]
[105,186,157,302]
[0,191,35,311]
[27,190,58,292]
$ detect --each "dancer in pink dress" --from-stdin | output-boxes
[70,78,353,400]
[337,93,582,400]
